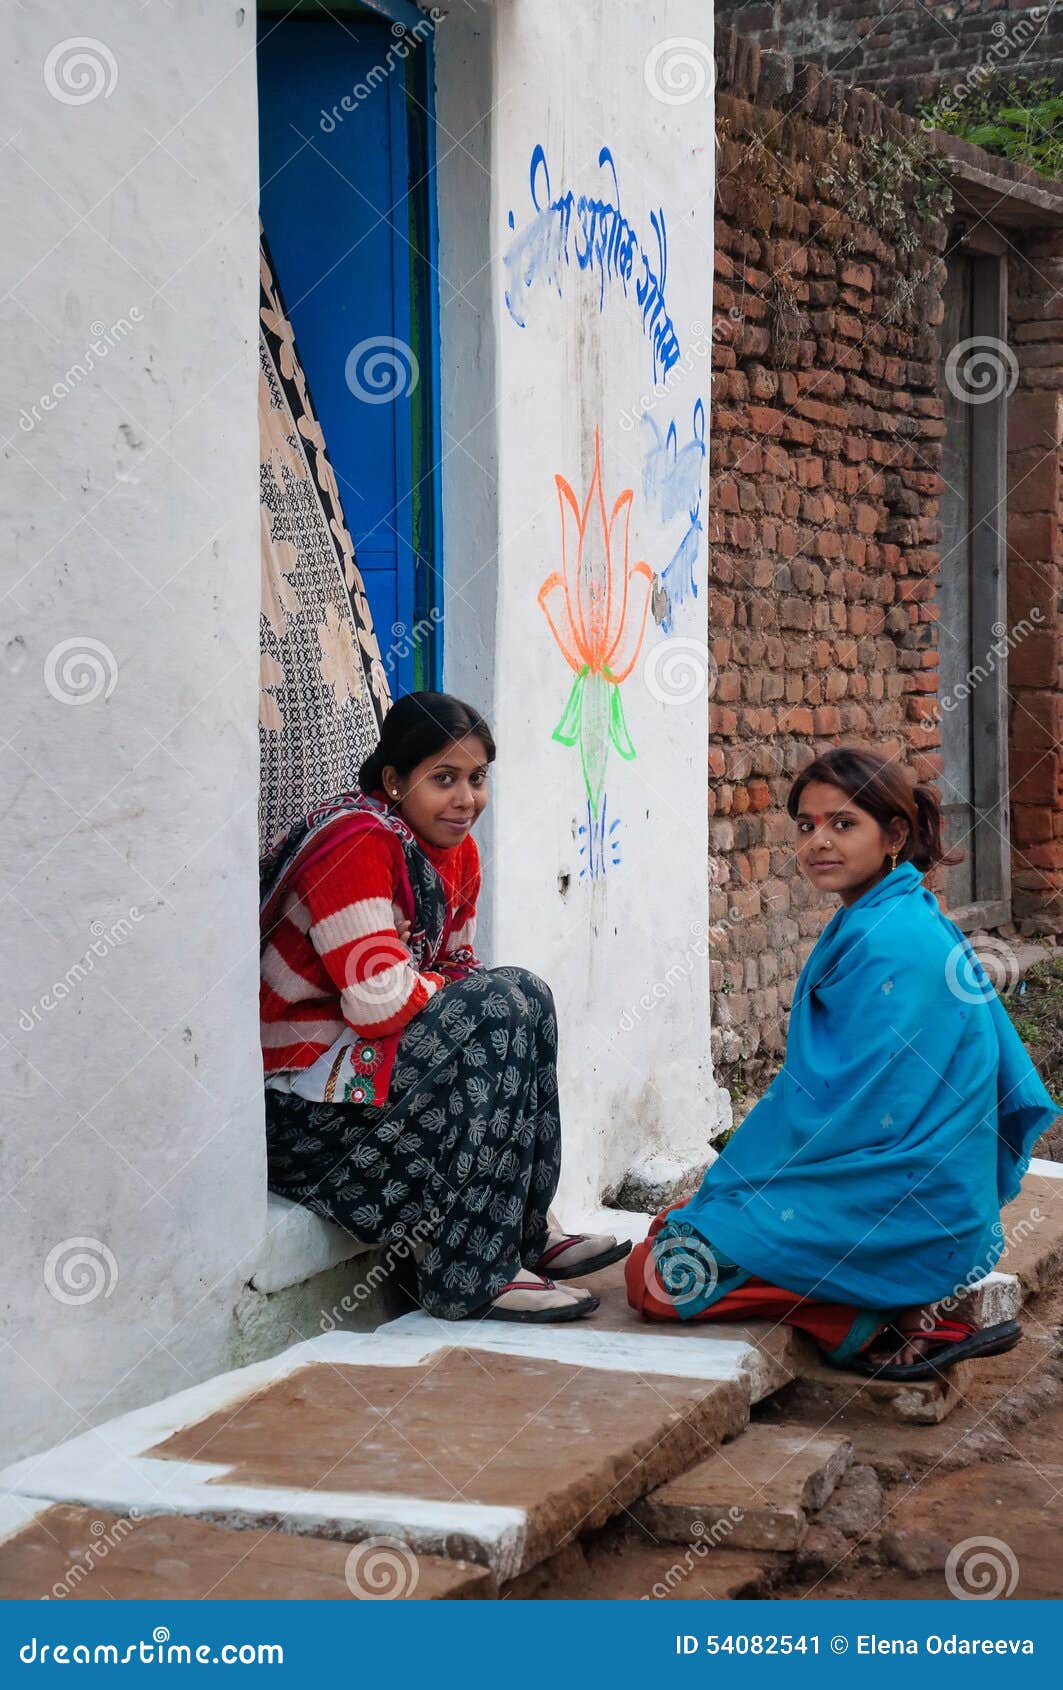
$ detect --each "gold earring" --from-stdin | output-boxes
[889,849,899,871]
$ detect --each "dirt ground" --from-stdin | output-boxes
[779,1396,1063,1600]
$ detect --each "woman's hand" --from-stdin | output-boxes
[392,903,412,947]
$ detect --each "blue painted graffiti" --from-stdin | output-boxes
[504,145,681,383]
[578,792,623,880]
[642,398,705,634]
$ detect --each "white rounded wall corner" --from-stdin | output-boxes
[436,0,717,1218]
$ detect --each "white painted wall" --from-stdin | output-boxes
[0,2,263,1461]
[437,0,725,1214]
[0,0,722,1463]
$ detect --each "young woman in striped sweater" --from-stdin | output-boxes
[260,692,630,1322]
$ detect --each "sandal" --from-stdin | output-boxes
[845,1318,1022,1381]
[531,1232,633,1280]
[475,1277,600,1325]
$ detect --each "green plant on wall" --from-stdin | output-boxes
[823,128,954,253]
[918,76,1063,181]
[819,127,953,329]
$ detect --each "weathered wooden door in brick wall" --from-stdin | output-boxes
[938,241,1011,929]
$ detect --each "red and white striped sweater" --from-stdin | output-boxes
[260,819,481,1107]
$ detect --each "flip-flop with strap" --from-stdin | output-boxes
[532,1234,633,1280]
[845,1318,1022,1381]
[475,1280,601,1325]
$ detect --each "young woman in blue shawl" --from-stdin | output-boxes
[626,749,1059,1379]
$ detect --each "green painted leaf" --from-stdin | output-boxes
[552,667,587,746]
[607,678,637,761]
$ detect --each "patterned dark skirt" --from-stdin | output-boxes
[265,966,562,1319]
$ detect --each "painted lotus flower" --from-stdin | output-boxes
[538,428,653,816]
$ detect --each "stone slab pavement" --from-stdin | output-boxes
[0,1495,492,1600]
[0,1327,759,1584]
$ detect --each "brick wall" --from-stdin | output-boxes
[716,1,1063,110]
[1007,235,1063,932]
[707,25,1063,1103]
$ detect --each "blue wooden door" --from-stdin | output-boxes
[257,7,440,694]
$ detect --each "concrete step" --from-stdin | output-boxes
[637,1425,853,1551]
[0,1496,492,1601]
[0,1325,759,1586]
[782,1355,981,1425]
[997,1167,1063,1297]
[252,1191,373,1294]
[504,1531,788,1600]
[385,1256,808,1404]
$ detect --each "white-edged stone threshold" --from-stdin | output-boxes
[0,1494,52,1548]
[0,1336,528,1579]
[0,1317,790,1580]
[382,1312,799,1402]
[1028,1156,1063,1180]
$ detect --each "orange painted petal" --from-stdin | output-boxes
[556,474,590,661]
[579,432,610,664]
[605,488,633,656]
[604,562,654,682]
[538,571,585,671]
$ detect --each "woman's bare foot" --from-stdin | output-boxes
[487,1268,596,1317]
[862,1308,938,1368]
[530,1231,632,1279]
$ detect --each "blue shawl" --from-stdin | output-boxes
[663,863,1059,1312]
